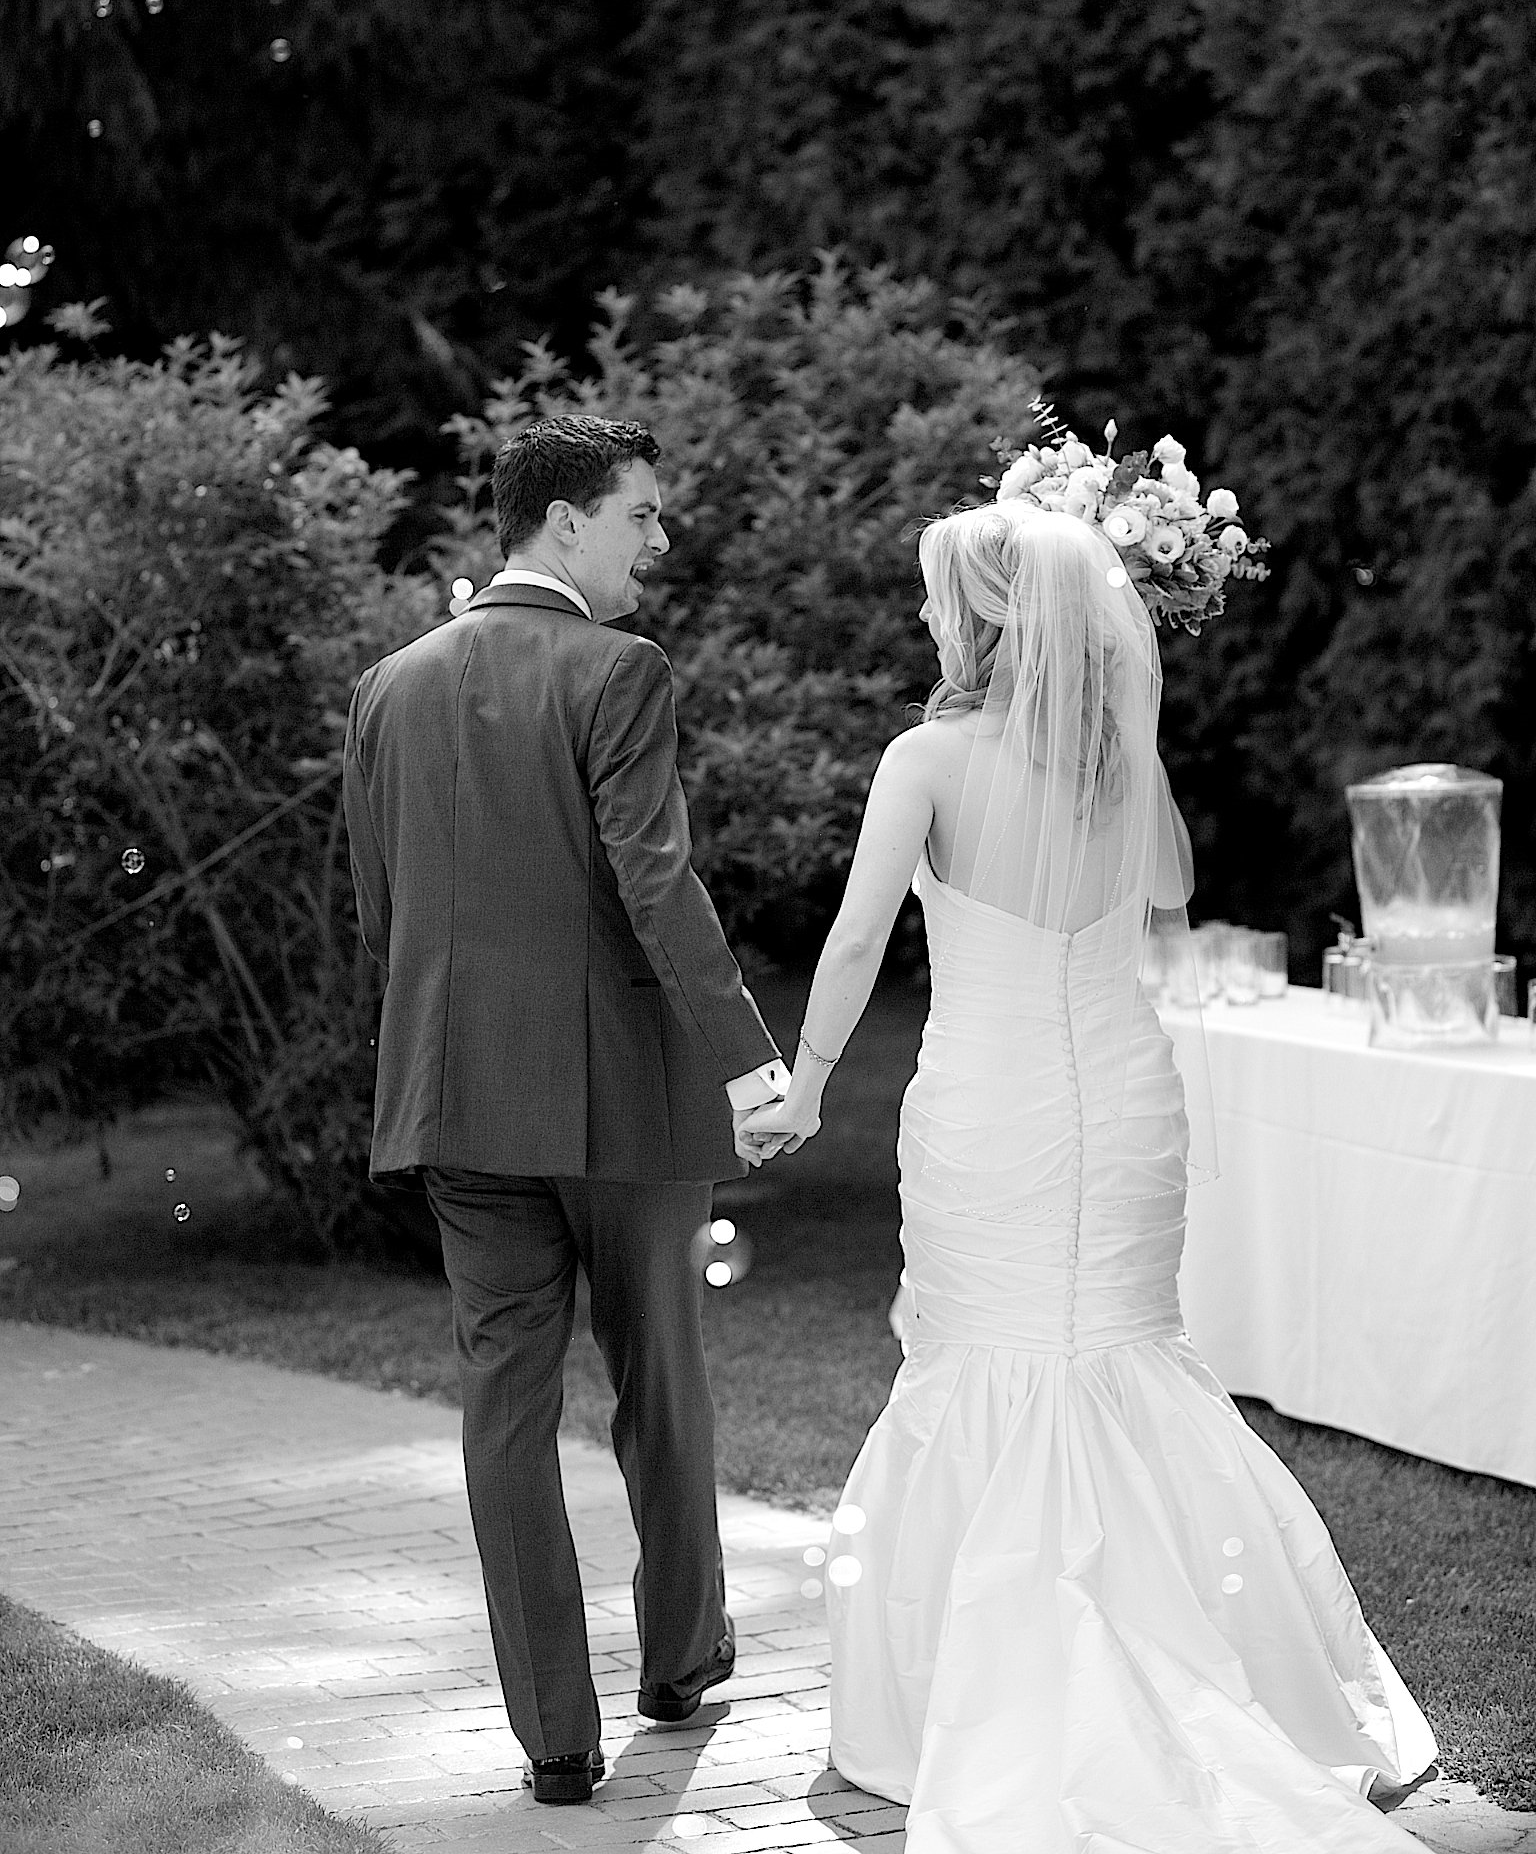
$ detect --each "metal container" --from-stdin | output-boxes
[1345,762,1502,1048]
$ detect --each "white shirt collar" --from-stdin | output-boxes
[488,567,593,621]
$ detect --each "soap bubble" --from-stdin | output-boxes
[708,1218,735,1245]
[95,0,112,15]
[827,1555,863,1587]
[20,236,37,254]
[1106,565,1129,589]
[285,1735,303,1749]
[88,119,104,138]
[832,1503,866,1535]
[1221,1573,1244,1595]
[173,1203,190,1223]
[0,1176,19,1213]
[704,1258,734,1288]
[121,847,146,875]
[280,1771,298,1786]
[671,1818,707,1840]
[1222,1537,1244,1557]
[146,0,163,10]
[799,1578,823,1600]
[802,1546,825,1567]
[165,1168,176,1182]
[450,577,473,600]
[268,36,291,61]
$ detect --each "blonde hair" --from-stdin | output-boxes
[918,504,1018,721]
[917,502,1125,813]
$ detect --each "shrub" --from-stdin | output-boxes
[0,315,440,1254]
[436,256,1043,941]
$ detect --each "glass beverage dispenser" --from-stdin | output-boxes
[1345,763,1502,1048]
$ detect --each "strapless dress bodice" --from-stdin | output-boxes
[898,858,1188,1355]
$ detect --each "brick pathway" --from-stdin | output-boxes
[1,1321,1532,1854]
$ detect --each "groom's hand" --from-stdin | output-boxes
[732,1105,782,1166]
[739,1099,819,1160]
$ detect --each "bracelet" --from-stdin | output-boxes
[798,1033,841,1070]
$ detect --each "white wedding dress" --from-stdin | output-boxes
[827,853,1438,1853]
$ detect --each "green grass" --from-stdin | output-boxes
[2,972,1533,1807]
[0,1592,384,1854]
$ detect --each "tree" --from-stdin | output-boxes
[1135,0,1536,956]
[1,0,646,470]
[629,0,1536,970]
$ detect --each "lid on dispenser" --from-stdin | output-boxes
[1346,762,1502,801]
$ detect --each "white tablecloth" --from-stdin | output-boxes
[1171,987,1536,1487]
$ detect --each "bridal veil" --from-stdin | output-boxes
[917,500,1217,1188]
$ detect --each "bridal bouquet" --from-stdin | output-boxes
[983,398,1269,633]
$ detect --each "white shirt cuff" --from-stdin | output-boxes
[726,1060,791,1110]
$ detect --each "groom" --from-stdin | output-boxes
[342,414,789,1804]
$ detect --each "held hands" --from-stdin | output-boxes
[735,1096,821,1165]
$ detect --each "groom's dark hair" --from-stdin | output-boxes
[492,414,661,556]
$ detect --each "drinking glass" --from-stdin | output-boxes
[1139,927,1168,1006]
[1528,978,1536,1048]
[1162,931,1202,1009]
[1323,947,1365,1013]
[1492,953,1517,1017]
[1257,931,1289,998]
[1225,928,1262,1004]
[1192,923,1230,1004]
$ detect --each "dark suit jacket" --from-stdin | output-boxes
[342,583,780,1182]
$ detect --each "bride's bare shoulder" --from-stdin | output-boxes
[876,713,982,805]
[887,711,985,766]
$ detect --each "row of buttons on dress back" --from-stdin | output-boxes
[1058,939,1085,1357]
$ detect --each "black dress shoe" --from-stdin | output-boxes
[521,1748,605,1804]
[637,1620,736,1723]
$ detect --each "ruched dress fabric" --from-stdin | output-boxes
[827,858,1437,1853]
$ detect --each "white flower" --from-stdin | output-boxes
[1036,447,1060,471]
[1146,524,1186,564]
[997,454,1045,500]
[1064,481,1099,521]
[1059,439,1094,468]
[1217,524,1248,555]
[1034,490,1068,511]
[1101,504,1148,546]
[1152,434,1186,468]
[1206,486,1239,521]
[1161,462,1201,499]
[1135,475,1173,503]
[1166,490,1203,521]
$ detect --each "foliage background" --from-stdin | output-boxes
[3,0,1535,1244]
[0,270,1036,1245]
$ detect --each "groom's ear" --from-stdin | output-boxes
[544,499,581,546]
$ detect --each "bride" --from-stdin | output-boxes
[743,503,1438,1851]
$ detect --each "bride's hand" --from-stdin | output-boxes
[740,1097,821,1159]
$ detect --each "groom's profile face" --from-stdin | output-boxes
[563,459,669,624]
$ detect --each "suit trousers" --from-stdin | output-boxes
[424,1168,726,1758]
